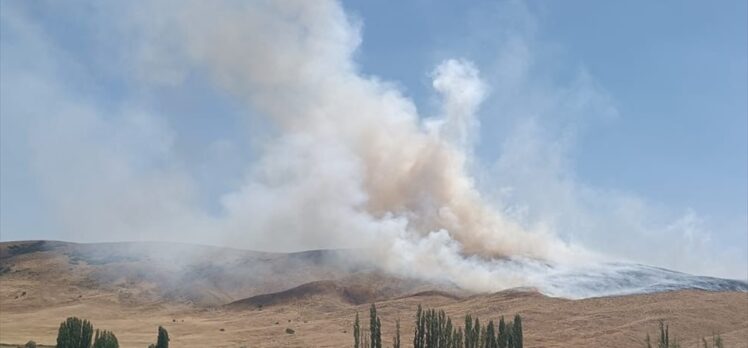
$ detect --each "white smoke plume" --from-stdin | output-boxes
[136,0,592,287]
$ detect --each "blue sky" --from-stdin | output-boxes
[1,0,746,279]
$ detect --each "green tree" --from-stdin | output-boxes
[464,314,473,348]
[93,329,119,348]
[484,320,496,348]
[714,335,723,348]
[473,318,481,348]
[506,321,514,348]
[370,304,382,348]
[512,315,523,348]
[498,317,507,348]
[659,321,668,348]
[453,327,464,348]
[156,326,169,348]
[393,318,401,348]
[24,341,36,348]
[354,312,361,348]
[56,317,94,348]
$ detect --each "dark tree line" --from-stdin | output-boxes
[353,304,523,348]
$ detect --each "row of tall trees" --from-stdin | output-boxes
[55,316,169,348]
[353,304,523,348]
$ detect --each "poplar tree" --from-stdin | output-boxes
[56,317,93,348]
[393,318,401,348]
[354,312,361,348]
[484,321,496,348]
[453,327,464,348]
[414,305,424,348]
[370,304,382,348]
[464,315,473,348]
[92,330,118,348]
[498,317,507,348]
[658,321,668,348]
[156,326,169,348]
[512,315,523,348]
[506,321,514,348]
[473,317,481,348]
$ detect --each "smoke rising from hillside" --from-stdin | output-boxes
[131,0,592,291]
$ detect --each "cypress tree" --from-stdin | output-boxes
[56,317,93,348]
[485,321,496,348]
[506,321,514,348]
[370,304,381,348]
[354,312,361,348]
[512,315,522,348]
[498,317,507,348]
[414,305,423,348]
[377,317,382,348]
[715,335,723,348]
[156,326,169,348]
[658,321,668,348]
[453,327,464,348]
[473,317,481,348]
[393,318,401,348]
[478,325,488,348]
[465,315,473,348]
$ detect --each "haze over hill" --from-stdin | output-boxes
[1,240,746,305]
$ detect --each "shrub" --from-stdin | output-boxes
[286,328,295,334]
[24,341,36,348]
